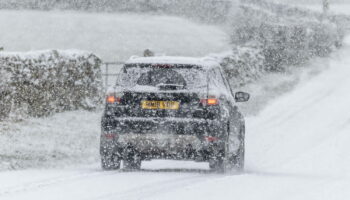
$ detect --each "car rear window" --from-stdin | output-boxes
[118,64,207,90]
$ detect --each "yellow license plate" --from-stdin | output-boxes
[141,101,180,110]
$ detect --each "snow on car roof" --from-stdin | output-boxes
[125,56,220,69]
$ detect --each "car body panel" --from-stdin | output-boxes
[100,56,246,164]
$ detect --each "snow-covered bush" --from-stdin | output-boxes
[0,67,11,120]
[219,0,345,88]
[211,44,265,88]
[0,50,103,119]
[234,1,342,64]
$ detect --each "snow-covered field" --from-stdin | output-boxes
[0,10,230,62]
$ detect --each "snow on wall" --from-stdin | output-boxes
[0,50,103,120]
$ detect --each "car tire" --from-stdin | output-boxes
[209,122,245,172]
[123,146,141,170]
[233,144,245,171]
[234,125,245,171]
[101,153,121,170]
[208,122,228,172]
[209,150,225,172]
[227,124,245,171]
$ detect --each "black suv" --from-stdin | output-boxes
[100,56,249,171]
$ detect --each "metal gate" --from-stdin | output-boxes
[102,61,124,90]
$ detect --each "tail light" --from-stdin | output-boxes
[205,136,219,142]
[200,95,219,106]
[106,92,122,104]
[103,131,117,139]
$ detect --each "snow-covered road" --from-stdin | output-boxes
[0,34,349,200]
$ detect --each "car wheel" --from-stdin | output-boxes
[235,125,245,171]
[209,122,245,172]
[228,124,245,171]
[123,146,141,170]
[209,150,225,172]
[233,144,245,171]
[208,122,228,172]
[101,153,121,170]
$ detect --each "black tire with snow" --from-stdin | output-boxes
[123,146,141,170]
[209,123,245,172]
[209,149,225,172]
[234,125,245,171]
[101,153,121,170]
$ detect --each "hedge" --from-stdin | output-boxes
[219,0,346,87]
[0,50,103,119]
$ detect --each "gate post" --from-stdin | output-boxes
[105,63,109,90]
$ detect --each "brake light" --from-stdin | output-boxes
[207,98,218,105]
[200,98,219,106]
[104,134,116,139]
[205,136,219,142]
[106,95,121,104]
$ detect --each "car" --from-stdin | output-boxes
[100,56,250,171]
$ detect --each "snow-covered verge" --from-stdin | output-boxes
[0,50,103,120]
[245,35,350,185]
[0,111,100,171]
[237,53,331,116]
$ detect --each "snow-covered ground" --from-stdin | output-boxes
[0,111,101,170]
[0,31,350,200]
[0,10,230,62]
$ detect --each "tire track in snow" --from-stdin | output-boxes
[0,169,118,197]
[84,173,219,200]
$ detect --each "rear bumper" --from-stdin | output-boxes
[118,134,206,158]
[101,134,224,161]
[102,117,223,136]
[100,117,226,160]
